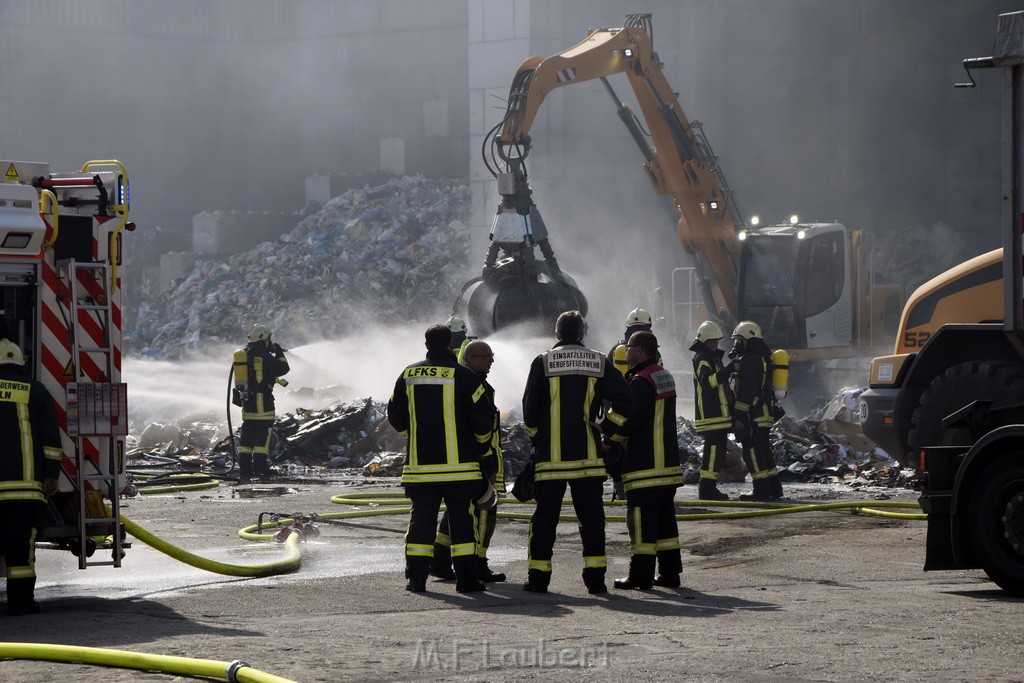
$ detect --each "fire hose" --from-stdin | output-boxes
[0,643,297,683]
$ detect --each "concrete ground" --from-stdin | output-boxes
[1,479,1021,682]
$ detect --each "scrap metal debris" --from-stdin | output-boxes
[128,175,472,357]
[125,387,913,489]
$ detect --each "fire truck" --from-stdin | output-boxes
[0,159,132,568]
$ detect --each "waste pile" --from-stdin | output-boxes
[127,175,472,357]
[126,387,913,489]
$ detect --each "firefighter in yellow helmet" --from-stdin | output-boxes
[608,308,660,376]
[690,320,735,501]
[0,338,61,615]
[232,324,290,483]
[730,321,783,501]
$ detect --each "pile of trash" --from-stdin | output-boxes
[126,387,914,488]
[127,175,473,357]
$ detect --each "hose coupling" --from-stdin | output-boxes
[225,659,251,683]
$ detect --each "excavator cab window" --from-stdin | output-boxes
[799,233,845,317]
[738,237,802,348]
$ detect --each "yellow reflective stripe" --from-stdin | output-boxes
[624,476,684,492]
[609,433,626,443]
[471,383,485,403]
[582,555,607,568]
[8,565,36,579]
[0,491,44,502]
[584,377,597,461]
[528,559,552,572]
[735,401,750,411]
[406,543,433,557]
[525,425,538,438]
[401,472,483,485]
[451,542,475,558]
[443,379,457,465]
[18,402,33,481]
[241,410,275,420]
[653,399,665,468]
[656,537,680,551]
[44,446,61,461]
[435,531,451,547]
[0,480,41,491]
[548,377,560,462]
[253,356,263,383]
[475,432,491,443]
[406,384,417,465]
[621,466,683,482]
[631,543,657,555]
[604,409,626,426]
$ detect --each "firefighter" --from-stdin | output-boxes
[607,307,656,376]
[232,324,290,483]
[690,320,734,501]
[607,331,685,590]
[730,321,784,501]
[522,310,634,594]
[387,324,495,594]
[430,339,506,583]
[0,339,61,616]
[445,315,472,364]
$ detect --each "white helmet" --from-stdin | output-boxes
[445,315,467,334]
[626,307,652,327]
[0,338,25,365]
[732,320,763,340]
[695,321,724,343]
[248,324,272,343]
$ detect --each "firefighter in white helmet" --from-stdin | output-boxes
[445,315,474,364]
[232,324,290,483]
[608,308,660,376]
[0,338,61,615]
[730,321,783,501]
[689,321,735,500]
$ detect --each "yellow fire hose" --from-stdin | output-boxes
[0,642,297,683]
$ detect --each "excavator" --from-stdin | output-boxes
[455,13,904,362]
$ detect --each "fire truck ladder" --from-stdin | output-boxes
[59,258,126,569]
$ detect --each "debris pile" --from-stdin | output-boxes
[127,175,472,357]
[126,388,913,488]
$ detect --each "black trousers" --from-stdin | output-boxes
[736,423,779,493]
[699,429,729,481]
[624,486,682,581]
[528,478,606,578]
[239,419,273,476]
[405,481,479,582]
[435,500,498,561]
[1,501,40,608]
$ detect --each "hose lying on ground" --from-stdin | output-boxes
[0,642,297,683]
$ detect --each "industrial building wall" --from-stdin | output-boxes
[0,0,469,239]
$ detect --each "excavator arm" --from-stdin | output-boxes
[459,13,742,335]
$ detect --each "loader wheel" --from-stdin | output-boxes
[907,361,1024,453]
[969,454,1024,597]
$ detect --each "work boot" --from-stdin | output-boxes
[7,601,41,616]
[582,568,607,595]
[238,456,253,484]
[456,578,487,594]
[405,561,428,593]
[739,478,774,502]
[770,475,784,500]
[653,574,681,588]
[698,479,729,501]
[478,557,506,583]
[613,577,653,590]
[523,568,549,593]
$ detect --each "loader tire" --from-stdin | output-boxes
[969,454,1024,597]
[907,361,1024,452]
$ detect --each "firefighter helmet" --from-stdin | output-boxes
[695,321,724,343]
[445,315,467,334]
[626,308,652,327]
[0,338,25,365]
[248,324,272,343]
[732,320,763,340]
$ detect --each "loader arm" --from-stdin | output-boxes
[493,14,742,319]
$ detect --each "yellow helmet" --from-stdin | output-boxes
[732,320,763,340]
[0,338,25,365]
[445,315,467,334]
[248,324,272,342]
[695,321,724,343]
[626,307,652,327]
